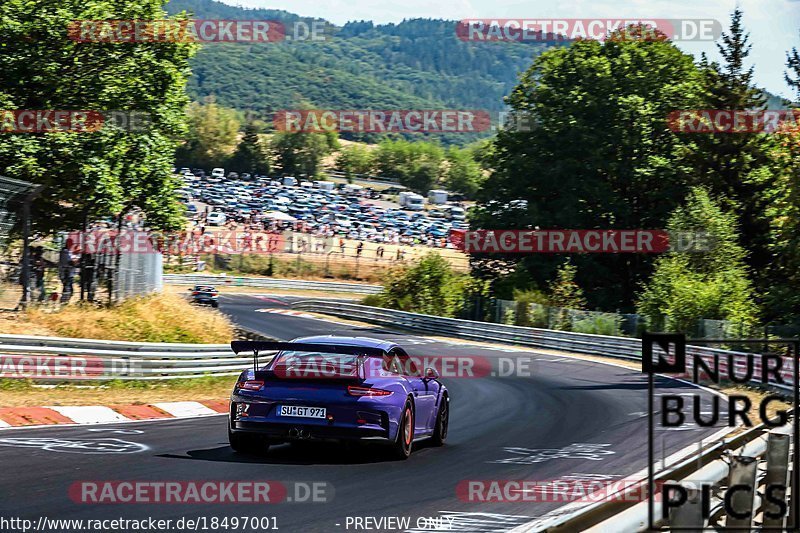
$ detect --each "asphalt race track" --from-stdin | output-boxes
[0,293,731,533]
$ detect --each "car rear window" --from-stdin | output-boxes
[271,351,362,378]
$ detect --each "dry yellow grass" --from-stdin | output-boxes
[0,293,233,343]
[0,377,235,407]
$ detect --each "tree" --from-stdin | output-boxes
[334,144,374,178]
[228,122,270,175]
[548,261,587,309]
[473,28,706,310]
[271,131,338,177]
[373,139,444,193]
[0,0,197,233]
[443,147,484,197]
[378,253,487,318]
[637,188,758,336]
[763,121,800,323]
[547,261,587,331]
[787,34,800,101]
[688,9,774,285]
[176,96,240,169]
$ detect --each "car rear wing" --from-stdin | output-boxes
[230,341,388,374]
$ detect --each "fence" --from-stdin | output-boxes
[490,299,640,336]
[162,230,470,278]
[487,298,770,340]
[4,230,165,308]
[115,246,163,300]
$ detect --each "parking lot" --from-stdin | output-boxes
[177,169,469,250]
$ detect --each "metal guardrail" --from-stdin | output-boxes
[289,300,797,531]
[290,300,648,358]
[0,293,790,528]
[574,424,792,532]
[0,334,229,352]
[164,274,382,294]
[0,328,273,382]
[289,300,794,390]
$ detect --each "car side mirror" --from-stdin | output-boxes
[424,367,440,380]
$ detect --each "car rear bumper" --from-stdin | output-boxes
[231,420,389,442]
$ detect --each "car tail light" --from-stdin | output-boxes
[192,291,199,295]
[347,385,392,397]
[237,380,264,391]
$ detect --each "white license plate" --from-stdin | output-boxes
[277,405,326,419]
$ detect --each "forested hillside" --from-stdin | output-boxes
[165,0,550,123]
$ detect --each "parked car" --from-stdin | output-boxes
[207,212,227,226]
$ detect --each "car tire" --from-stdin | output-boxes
[390,400,414,460]
[430,394,449,446]
[228,427,267,454]
[211,301,219,308]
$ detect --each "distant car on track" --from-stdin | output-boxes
[188,285,219,308]
[228,336,449,459]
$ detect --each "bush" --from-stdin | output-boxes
[377,253,488,318]
[512,289,548,327]
[361,294,383,307]
[638,188,758,336]
[572,314,623,336]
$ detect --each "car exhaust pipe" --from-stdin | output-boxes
[288,428,300,438]
[299,429,311,439]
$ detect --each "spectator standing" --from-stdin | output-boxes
[58,240,76,303]
[31,246,47,302]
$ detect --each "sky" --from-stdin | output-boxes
[220,0,800,100]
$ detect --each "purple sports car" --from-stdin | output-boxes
[228,336,449,459]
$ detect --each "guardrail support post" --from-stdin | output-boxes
[725,455,758,529]
[763,430,791,529]
[667,482,706,532]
